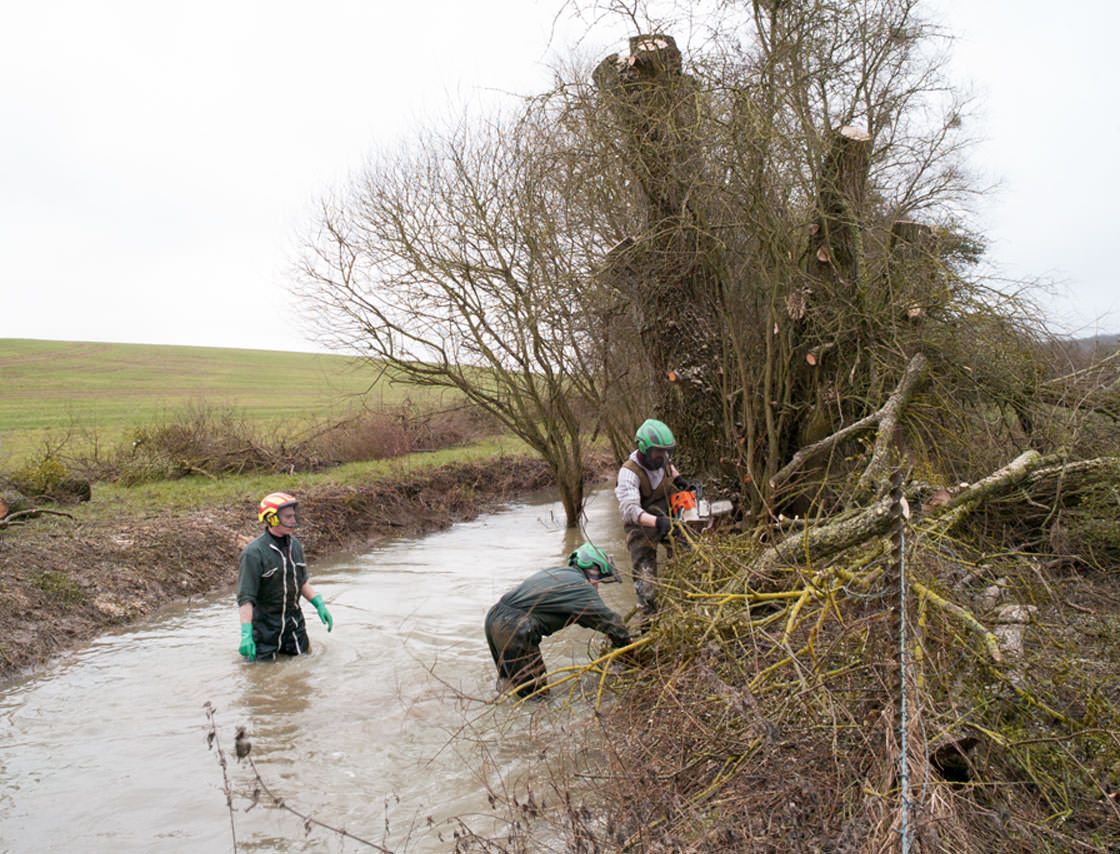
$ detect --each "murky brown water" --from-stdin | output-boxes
[0,487,634,852]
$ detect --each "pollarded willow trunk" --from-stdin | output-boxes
[789,126,875,451]
[810,126,872,284]
[593,35,728,475]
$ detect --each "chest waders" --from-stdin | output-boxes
[622,459,675,614]
[484,602,547,698]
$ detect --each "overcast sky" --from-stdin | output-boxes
[2,0,1116,354]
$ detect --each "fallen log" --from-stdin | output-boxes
[754,450,1070,581]
[0,508,76,527]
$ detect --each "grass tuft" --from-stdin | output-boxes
[30,571,87,607]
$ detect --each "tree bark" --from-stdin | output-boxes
[753,448,1068,582]
[781,126,874,477]
[854,353,929,500]
[594,34,727,473]
[810,126,871,282]
[920,449,1043,533]
[752,492,895,578]
[889,219,935,257]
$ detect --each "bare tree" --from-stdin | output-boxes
[296,113,630,526]
[297,0,1055,530]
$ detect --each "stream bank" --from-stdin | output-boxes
[0,453,607,681]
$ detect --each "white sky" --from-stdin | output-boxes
[2,0,1117,354]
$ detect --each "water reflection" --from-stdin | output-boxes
[0,487,632,852]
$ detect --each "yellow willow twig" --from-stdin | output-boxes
[990,669,1078,728]
[685,745,762,805]
[781,587,813,643]
[780,568,858,649]
[748,638,813,692]
[510,637,653,709]
[800,561,852,623]
[915,589,929,691]
[593,658,611,710]
[807,600,834,662]
[754,589,798,602]
[698,595,737,644]
[828,562,884,590]
[687,589,805,603]
[910,580,1003,663]
[685,591,746,605]
[779,570,850,648]
[824,581,845,623]
[749,608,792,630]
[813,660,869,683]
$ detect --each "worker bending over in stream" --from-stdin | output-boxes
[485,543,631,698]
[237,492,332,661]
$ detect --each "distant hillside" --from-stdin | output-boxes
[1066,333,1120,356]
[0,340,458,462]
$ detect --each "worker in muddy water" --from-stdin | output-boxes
[485,543,631,699]
[237,492,333,661]
[615,418,695,614]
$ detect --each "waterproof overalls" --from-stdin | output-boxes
[619,457,676,613]
[237,531,311,659]
[485,566,630,697]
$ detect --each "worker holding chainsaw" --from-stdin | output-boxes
[615,418,697,614]
[236,492,333,661]
[485,542,631,698]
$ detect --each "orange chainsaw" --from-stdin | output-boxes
[669,483,733,528]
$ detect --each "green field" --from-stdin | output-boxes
[0,339,456,465]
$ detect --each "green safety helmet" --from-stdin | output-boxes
[569,542,619,582]
[635,418,676,455]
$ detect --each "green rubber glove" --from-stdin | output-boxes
[239,622,256,660]
[310,594,333,631]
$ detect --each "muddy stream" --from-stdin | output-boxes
[0,487,634,852]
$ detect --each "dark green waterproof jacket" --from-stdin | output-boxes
[495,566,630,648]
[237,532,308,651]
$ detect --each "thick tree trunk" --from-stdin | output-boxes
[594,35,727,473]
[888,218,946,323]
[889,219,935,256]
[810,126,871,282]
[781,126,874,474]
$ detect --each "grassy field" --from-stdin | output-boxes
[0,339,459,466]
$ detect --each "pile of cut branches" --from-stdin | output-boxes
[462,379,1120,851]
[465,466,1120,851]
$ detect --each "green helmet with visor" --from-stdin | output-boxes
[635,418,676,455]
[569,542,619,583]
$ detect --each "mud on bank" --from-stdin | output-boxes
[0,454,589,682]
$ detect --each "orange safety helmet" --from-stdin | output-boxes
[258,492,298,528]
